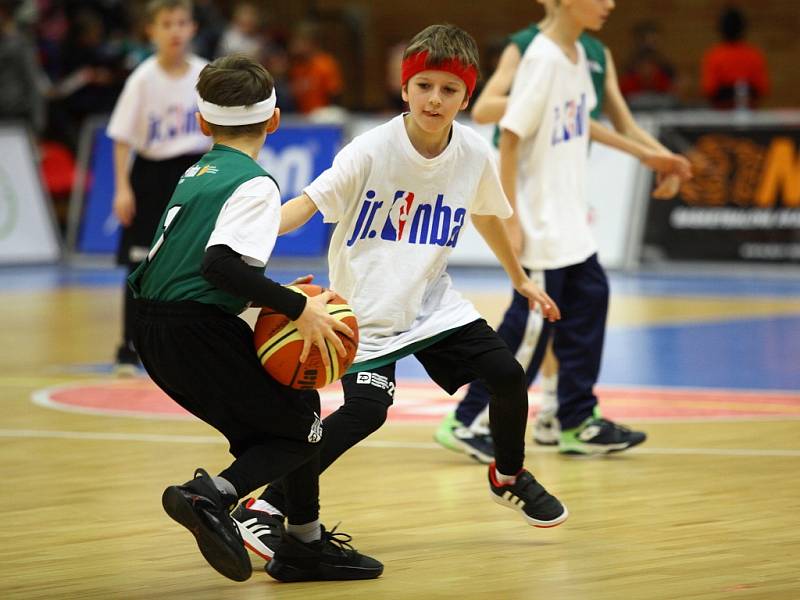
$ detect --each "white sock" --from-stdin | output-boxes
[495,467,517,485]
[469,406,491,435]
[287,519,321,543]
[539,374,558,416]
[250,499,284,517]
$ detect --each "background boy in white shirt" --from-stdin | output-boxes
[467,0,652,455]
[441,0,691,459]
[231,24,569,564]
[107,0,210,372]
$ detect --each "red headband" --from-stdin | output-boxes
[401,51,478,97]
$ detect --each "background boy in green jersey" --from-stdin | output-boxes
[437,0,692,460]
[128,54,382,583]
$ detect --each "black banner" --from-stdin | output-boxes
[642,124,800,263]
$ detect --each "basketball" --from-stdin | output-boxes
[253,284,359,389]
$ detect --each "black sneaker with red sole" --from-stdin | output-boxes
[162,468,252,581]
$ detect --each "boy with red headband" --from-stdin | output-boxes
[231,24,569,563]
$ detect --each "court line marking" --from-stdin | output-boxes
[0,428,798,458]
[28,380,800,424]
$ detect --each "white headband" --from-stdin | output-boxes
[197,88,277,125]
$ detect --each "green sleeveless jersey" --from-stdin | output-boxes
[128,144,278,315]
[492,24,607,147]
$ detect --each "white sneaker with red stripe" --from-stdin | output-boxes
[231,498,285,561]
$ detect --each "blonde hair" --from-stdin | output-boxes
[145,0,193,23]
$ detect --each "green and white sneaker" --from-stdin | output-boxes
[434,412,495,464]
[559,416,647,455]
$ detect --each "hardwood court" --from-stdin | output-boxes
[1,267,799,600]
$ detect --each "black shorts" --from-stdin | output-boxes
[341,319,509,407]
[117,153,204,266]
[134,300,322,456]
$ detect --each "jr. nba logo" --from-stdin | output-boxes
[551,93,588,146]
[381,191,415,241]
[345,189,466,248]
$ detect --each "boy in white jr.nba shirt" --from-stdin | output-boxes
[107,0,210,372]
[231,24,568,563]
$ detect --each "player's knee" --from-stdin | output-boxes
[486,359,526,396]
[348,396,389,434]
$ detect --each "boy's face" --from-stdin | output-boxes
[402,70,469,135]
[563,0,614,31]
[148,7,196,56]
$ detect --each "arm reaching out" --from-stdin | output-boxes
[112,141,135,226]
[472,214,560,322]
[471,44,522,124]
[601,48,692,199]
[279,193,319,235]
[590,120,692,181]
[498,128,525,257]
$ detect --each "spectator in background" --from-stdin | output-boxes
[264,41,296,114]
[384,40,406,111]
[119,5,154,71]
[191,0,224,59]
[0,0,46,133]
[619,20,677,110]
[215,1,265,59]
[701,6,768,109]
[46,7,127,149]
[288,21,342,115]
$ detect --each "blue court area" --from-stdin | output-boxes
[2,263,798,392]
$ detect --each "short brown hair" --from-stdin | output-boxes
[403,24,480,78]
[145,0,193,23]
[196,54,275,138]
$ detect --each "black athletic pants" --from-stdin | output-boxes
[456,254,610,430]
[134,300,323,524]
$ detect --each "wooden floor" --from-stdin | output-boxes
[1,272,799,599]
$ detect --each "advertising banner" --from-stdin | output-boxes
[643,123,800,263]
[75,123,343,257]
[0,125,61,264]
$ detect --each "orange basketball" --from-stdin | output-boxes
[254,284,359,389]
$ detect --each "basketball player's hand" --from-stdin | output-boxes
[295,291,354,366]
[652,172,683,199]
[517,279,560,322]
[287,274,314,287]
[641,151,692,182]
[113,187,136,227]
[505,217,524,258]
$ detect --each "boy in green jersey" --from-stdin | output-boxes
[128,54,382,583]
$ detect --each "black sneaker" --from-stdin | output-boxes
[162,468,251,581]
[559,417,647,455]
[266,525,383,582]
[114,342,140,376]
[488,463,568,528]
[231,498,285,561]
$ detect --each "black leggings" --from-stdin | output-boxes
[260,319,528,512]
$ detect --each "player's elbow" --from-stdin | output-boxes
[471,102,491,124]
